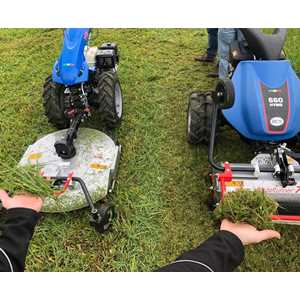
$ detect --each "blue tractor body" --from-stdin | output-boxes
[52,28,90,86]
[44,27,122,159]
[223,60,300,141]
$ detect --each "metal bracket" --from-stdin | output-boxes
[54,112,84,159]
[253,162,260,177]
[108,144,121,193]
[51,176,112,232]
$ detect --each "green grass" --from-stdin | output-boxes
[1,28,300,271]
[214,189,278,230]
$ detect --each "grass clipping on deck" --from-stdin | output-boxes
[214,189,278,230]
[0,161,55,198]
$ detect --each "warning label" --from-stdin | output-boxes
[225,181,244,188]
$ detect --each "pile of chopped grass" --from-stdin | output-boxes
[0,160,55,198]
[214,189,278,230]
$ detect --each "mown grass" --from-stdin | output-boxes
[1,28,300,271]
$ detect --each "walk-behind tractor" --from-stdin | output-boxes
[19,28,123,233]
[187,28,300,225]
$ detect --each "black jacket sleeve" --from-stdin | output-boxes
[0,208,40,272]
[157,230,244,272]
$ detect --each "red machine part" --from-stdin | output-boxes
[53,172,74,197]
[272,215,300,221]
[217,162,233,200]
[39,169,74,197]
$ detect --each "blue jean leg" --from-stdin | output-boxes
[207,28,218,58]
[218,28,237,79]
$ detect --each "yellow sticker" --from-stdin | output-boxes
[225,181,244,188]
[28,153,42,161]
[89,163,109,170]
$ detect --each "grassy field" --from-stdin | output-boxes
[1,28,300,271]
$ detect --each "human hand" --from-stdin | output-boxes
[220,219,281,245]
[0,189,43,212]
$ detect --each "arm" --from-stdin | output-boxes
[0,208,40,272]
[0,190,42,272]
[158,230,243,272]
[157,219,280,272]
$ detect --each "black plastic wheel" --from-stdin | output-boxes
[43,75,69,129]
[187,92,214,145]
[215,79,235,109]
[95,71,123,129]
[90,203,115,233]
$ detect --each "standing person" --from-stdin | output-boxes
[0,190,42,272]
[218,28,245,79]
[194,28,218,62]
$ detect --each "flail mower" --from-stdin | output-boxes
[187,28,300,224]
[19,28,123,233]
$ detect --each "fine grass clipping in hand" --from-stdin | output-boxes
[214,189,278,230]
[0,160,55,198]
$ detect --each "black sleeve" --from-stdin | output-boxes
[0,208,40,272]
[157,230,244,272]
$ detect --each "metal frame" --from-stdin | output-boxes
[53,176,97,213]
[51,176,113,232]
[54,111,85,159]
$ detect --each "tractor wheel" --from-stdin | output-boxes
[215,79,235,109]
[95,71,123,129]
[187,92,214,145]
[43,76,69,129]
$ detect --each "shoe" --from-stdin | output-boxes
[194,54,215,63]
[207,72,218,78]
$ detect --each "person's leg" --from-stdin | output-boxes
[194,28,218,62]
[218,28,237,79]
[237,29,245,43]
[207,28,218,58]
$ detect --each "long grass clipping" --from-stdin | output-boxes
[0,160,55,198]
[214,189,278,229]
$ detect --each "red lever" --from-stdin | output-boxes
[53,172,74,197]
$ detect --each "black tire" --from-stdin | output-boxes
[215,79,235,109]
[91,203,115,233]
[43,76,69,129]
[96,71,123,129]
[187,92,214,145]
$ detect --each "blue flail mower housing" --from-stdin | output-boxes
[223,60,300,141]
